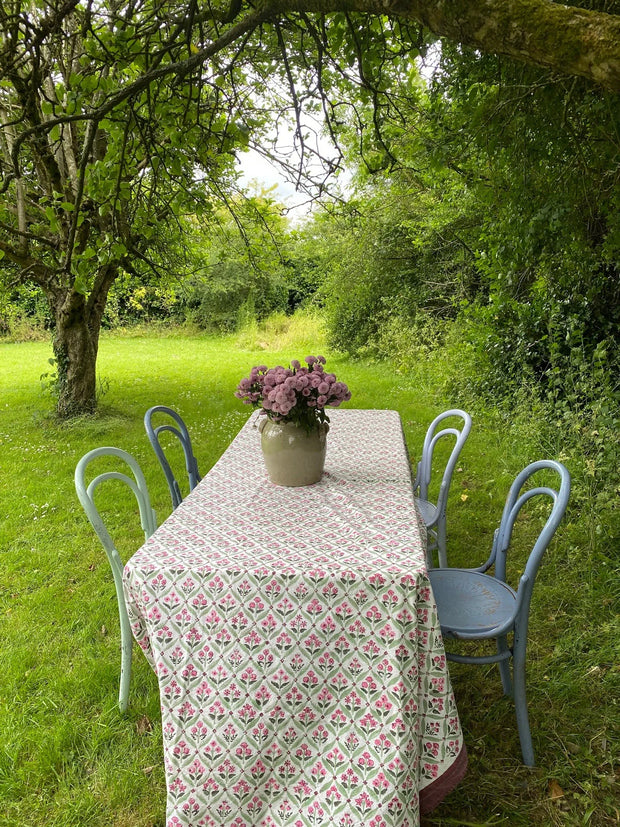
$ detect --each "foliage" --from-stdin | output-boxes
[426,41,620,392]
[0,282,51,339]
[278,228,331,312]
[177,196,292,331]
[104,275,179,328]
[311,35,620,412]
[312,170,483,355]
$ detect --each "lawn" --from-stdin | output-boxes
[0,323,617,826]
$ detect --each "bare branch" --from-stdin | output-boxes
[274,22,306,190]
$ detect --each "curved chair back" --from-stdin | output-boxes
[414,408,472,567]
[144,406,202,510]
[75,446,157,711]
[490,459,571,618]
[429,458,570,765]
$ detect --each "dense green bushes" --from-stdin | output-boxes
[308,37,620,416]
[0,282,52,339]
[296,49,620,554]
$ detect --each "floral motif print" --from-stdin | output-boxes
[124,410,465,826]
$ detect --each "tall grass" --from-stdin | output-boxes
[0,316,617,826]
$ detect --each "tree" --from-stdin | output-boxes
[1,0,619,416]
[179,191,292,331]
[314,33,619,397]
[0,0,260,415]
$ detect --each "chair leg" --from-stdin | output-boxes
[118,626,132,712]
[437,519,448,568]
[118,600,133,713]
[497,635,513,695]
[423,524,438,569]
[512,634,535,766]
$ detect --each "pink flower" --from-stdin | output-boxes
[235,356,350,428]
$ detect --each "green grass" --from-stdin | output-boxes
[0,320,617,826]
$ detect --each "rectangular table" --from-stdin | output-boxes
[124,409,467,827]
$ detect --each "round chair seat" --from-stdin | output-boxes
[415,497,438,528]
[429,568,518,636]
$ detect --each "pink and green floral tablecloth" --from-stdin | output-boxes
[123,409,467,827]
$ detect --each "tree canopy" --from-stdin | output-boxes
[1,0,619,415]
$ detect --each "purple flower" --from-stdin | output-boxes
[234,355,351,428]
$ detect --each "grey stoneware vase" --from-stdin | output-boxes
[258,418,329,486]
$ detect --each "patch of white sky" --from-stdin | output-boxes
[236,105,344,221]
[236,45,441,221]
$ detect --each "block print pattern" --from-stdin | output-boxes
[124,410,465,826]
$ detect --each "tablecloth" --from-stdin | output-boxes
[123,409,467,826]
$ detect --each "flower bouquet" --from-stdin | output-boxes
[235,355,351,485]
[235,355,352,431]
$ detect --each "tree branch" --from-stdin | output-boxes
[6,4,271,182]
[262,0,620,92]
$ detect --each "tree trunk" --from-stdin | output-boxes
[52,288,100,417]
[44,262,119,418]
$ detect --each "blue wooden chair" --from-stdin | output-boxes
[413,409,472,568]
[75,447,157,712]
[144,406,202,510]
[429,459,571,766]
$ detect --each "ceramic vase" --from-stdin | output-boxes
[258,418,329,486]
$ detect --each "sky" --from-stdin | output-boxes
[237,148,315,216]
[235,50,439,220]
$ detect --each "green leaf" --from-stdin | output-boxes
[111,242,127,258]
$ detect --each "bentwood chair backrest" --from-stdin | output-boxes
[413,408,472,568]
[429,459,571,766]
[75,446,157,711]
[144,405,202,511]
